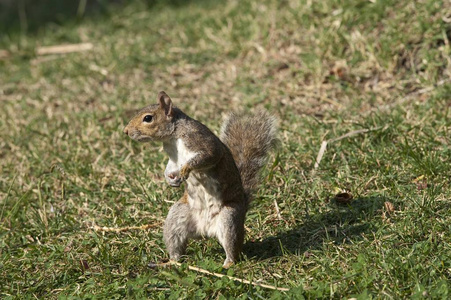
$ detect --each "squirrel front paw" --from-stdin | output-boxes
[165,172,183,187]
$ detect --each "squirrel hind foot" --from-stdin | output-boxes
[222,259,235,269]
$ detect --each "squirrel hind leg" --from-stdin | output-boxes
[163,199,194,261]
[216,205,246,268]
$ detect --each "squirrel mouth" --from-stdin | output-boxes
[128,131,150,142]
[135,135,152,142]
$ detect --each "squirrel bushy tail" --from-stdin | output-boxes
[220,111,278,203]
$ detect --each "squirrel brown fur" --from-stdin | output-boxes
[123,91,278,268]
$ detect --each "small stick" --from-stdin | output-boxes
[312,127,382,172]
[92,223,160,233]
[329,128,375,143]
[156,261,290,291]
[376,78,449,113]
[313,140,328,171]
[273,199,282,220]
[36,43,93,55]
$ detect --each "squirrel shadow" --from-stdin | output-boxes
[243,196,388,260]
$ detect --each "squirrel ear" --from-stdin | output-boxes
[158,91,173,117]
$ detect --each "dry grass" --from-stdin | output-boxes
[1,0,451,298]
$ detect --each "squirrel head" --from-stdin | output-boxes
[123,91,176,142]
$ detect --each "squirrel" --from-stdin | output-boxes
[123,91,278,268]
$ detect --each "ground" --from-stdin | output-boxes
[1,0,451,298]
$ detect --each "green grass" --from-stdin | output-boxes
[1,0,451,298]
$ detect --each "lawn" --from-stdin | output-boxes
[1,0,451,298]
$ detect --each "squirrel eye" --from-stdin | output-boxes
[143,115,153,123]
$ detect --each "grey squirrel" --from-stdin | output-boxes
[123,91,278,268]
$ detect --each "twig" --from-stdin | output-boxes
[91,223,160,233]
[376,78,450,113]
[313,140,328,171]
[329,128,375,143]
[36,43,93,55]
[273,199,282,220]
[89,64,108,76]
[159,261,290,291]
[312,127,382,172]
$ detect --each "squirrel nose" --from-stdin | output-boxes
[123,126,129,135]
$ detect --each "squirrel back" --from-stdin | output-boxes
[220,111,278,202]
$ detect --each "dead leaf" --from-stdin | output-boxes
[384,201,395,214]
[80,259,90,271]
[334,192,353,204]
[416,179,428,191]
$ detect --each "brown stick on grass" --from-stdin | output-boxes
[157,261,291,292]
[36,43,93,55]
[91,223,162,233]
[312,127,383,174]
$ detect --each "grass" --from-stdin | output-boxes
[1,0,451,298]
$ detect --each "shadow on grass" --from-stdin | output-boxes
[0,0,222,35]
[244,196,387,260]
